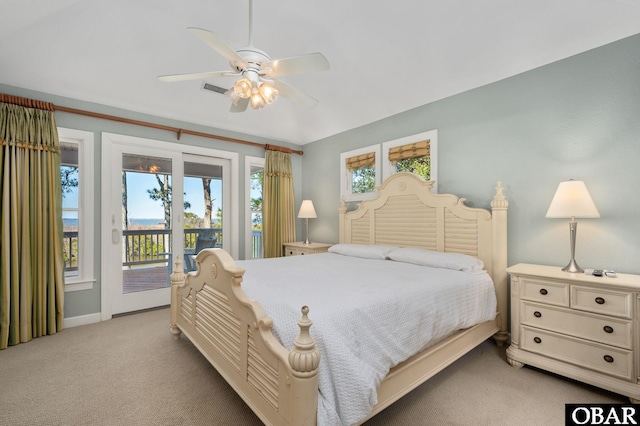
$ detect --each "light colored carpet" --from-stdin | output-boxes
[0,307,626,426]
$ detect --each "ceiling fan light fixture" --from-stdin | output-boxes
[250,90,266,109]
[259,82,279,104]
[233,77,253,99]
[227,89,241,105]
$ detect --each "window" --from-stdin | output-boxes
[245,156,264,259]
[382,129,438,192]
[59,128,95,291]
[340,144,381,202]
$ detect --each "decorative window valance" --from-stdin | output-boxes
[346,152,375,171]
[388,139,430,164]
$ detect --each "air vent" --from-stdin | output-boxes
[202,83,229,95]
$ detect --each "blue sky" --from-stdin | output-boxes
[125,172,222,219]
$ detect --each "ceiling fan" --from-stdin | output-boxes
[158,0,330,112]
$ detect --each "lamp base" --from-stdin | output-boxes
[561,258,583,273]
[303,218,311,245]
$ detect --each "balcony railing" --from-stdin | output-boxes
[62,228,263,273]
[63,231,79,273]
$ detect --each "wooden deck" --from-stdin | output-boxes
[122,265,172,294]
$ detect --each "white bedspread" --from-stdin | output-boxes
[239,253,496,426]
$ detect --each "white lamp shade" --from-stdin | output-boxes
[545,180,600,218]
[298,200,317,219]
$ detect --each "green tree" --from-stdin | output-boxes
[147,174,172,229]
[147,174,191,229]
[61,166,78,198]
[216,207,223,225]
[202,178,212,228]
[352,167,376,194]
[250,170,263,229]
[396,157,431,180]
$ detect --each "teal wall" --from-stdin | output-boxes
[301,33,640,274]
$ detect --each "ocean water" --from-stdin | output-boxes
[63,218,164,227]
[128,218,166,227]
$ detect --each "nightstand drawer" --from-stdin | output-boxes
[285,248,299,256]
[293,248,315,256]
[283,242,332,256]
[520,326,633,380]
[521,301,632,349]
[520,277,570,307]
[571,286,633,319]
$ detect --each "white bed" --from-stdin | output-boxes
[239,250,497,425]
[169,172,509,425]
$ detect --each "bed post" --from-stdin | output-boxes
[490,182,509,346]
[288,306,321,425]
[169,255,186,340]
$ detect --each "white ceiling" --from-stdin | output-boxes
[2,0,640,145]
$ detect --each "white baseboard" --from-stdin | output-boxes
[63,312,102,329]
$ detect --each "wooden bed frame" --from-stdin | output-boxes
[169,172,509,425]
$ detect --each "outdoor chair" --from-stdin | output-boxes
[184,231,217,272]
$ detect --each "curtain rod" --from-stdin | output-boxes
[0,93,304,155]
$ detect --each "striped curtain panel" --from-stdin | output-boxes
[262,147,295,258]
[0,97,65,350]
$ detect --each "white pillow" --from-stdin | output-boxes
[328,244,397,260]
[387,247,484,273]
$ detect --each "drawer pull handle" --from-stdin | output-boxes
[603,326,614,334]
[595,297,605,305]
[604,355,614,363]
[533,337,542,344]
[539,289,548,295]
[533,311,542,318]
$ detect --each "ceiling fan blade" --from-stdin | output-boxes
[261,52,330,77]
[187,27,248,71]
[272,79,319,109]
[158,71,239,82]
[230,97,249,113]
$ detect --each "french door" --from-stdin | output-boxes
[102,134,231,317]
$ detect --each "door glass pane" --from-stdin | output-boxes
[183,161,223,272]
[121,154,172,294]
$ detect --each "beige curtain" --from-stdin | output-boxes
[263,147,295,258]
[0,97,65,350]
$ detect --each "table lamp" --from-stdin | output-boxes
[298,200,317,245]
[545,180,600,273]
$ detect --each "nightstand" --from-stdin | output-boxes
[506,263,640,402]
[283,242,332,256]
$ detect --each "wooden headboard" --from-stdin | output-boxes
[338,172,509,343]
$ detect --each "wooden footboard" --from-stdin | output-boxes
[359,319,499,424]
[169,250,320,426]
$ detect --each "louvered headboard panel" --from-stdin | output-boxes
[370,194,438,250]
[339,173,502,280]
